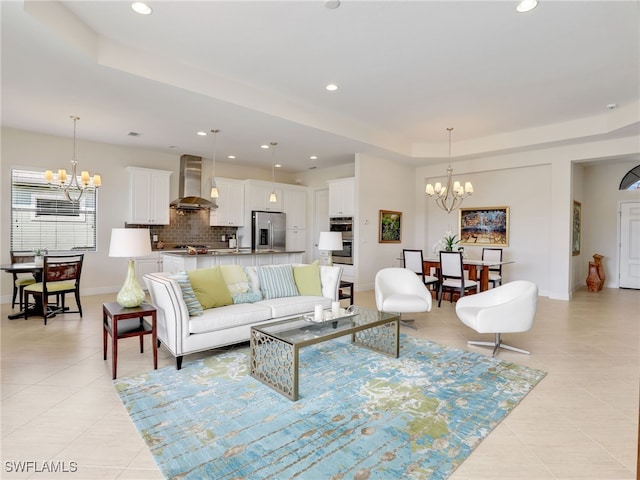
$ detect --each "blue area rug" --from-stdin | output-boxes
[114,335,546,479]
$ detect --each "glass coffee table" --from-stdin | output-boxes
[250,307,400,401]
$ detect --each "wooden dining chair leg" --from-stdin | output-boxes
[12,284,18,308]
[42,293,50,325]
[23,291,30,319]
[75,290,83,317]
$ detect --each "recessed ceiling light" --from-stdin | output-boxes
[516,0,538,13]
[131,2,152,15]
[261,144,270,149]
[275,164,282,168]
[196,131,207,136]
[228,155,236,159]
[310,155,318,160]
[326,84,339,91]
[169,146,178,150]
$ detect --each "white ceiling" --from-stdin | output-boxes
[2,0,638,173]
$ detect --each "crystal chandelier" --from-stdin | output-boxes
[44,116,101,203]
[210,129,219,198]
[425,127,473,214]
[269,141,278,203]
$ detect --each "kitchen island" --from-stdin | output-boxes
[161,249,305,272]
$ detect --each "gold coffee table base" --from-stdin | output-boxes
[250,308,399,401]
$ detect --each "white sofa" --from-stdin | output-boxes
[144,264,343,369]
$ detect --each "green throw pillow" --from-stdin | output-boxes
[168,271,204,317]
[187,266,233,309]
[293,261,322,296]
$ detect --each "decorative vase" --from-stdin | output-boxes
[586,262,601,292]
[117,259,146,308]
[34,255,44,267]
[592,254,605,291]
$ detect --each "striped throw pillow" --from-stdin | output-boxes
[257,264,299,300]
[168,271,203,317]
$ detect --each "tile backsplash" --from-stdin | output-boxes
[126,209,239,249]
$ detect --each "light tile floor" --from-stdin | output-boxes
[0,287,638,479]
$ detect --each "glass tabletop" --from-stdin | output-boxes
[253,307,399,345]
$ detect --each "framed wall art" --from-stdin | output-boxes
[572,200,581,256]
[459,206,509,247]
[379,210,402,243]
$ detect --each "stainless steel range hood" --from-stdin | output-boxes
[170,155,216,210]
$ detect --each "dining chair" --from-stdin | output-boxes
[9,251,36,310]
[479,248,503,288]
[402,249,438,291]
[23,254,84,325]
[437,251,479,307]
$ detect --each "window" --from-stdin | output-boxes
[11,168,97,252]
[619,165,640,190]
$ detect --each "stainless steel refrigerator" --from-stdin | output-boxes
[252,210,286,251]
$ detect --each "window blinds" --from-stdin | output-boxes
[10,168,97,252]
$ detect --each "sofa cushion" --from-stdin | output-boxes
[220,264,250,295]
[187,266,233,309]
[257,264,299,300]
[189,302,272,334]
[168,271,203,317]
[293,261,322,296]
[256,295,332,319]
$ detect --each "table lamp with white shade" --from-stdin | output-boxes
[109,228,152,307]
[318,231,343,266]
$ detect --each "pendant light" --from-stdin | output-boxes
[210,129,219,198]
[425,127,473,214]
[269,141,278,203]
[44,115,102,203]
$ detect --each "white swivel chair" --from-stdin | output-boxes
[455,280,538,356]
[375,267,432,330]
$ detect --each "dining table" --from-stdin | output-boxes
[1,262,43,319]
[423,257,514,292]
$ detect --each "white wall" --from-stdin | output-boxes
[421,163,552,295]
[581,160,640,287]
[571,162,585,288]
[355,153,416,291]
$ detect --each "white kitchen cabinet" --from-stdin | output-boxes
[286,228,306,253]
[127,167,172,225]
[328,177,355,217]
[135,253,164,289]
[282,187,307,229]
[209,178,245,226]
[245,180,283,212]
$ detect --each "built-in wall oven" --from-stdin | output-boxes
[329,217,353,265]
